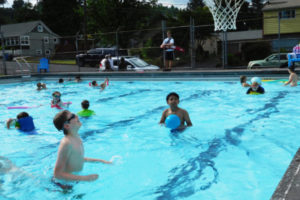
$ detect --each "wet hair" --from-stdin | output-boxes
[58,78,64,83]
[52,91,61,97]
[288,67,295,73]
[53,110,69,135]
[92,80,97,86]
[166,92,179,102]
[81,100,89,109]
[240,76,247,83]
[17,112,29,119]
[37,82,42,87]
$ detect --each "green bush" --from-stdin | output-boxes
[241,42,271,62]
[228,53,245,66]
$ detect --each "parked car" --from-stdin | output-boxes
[99,56,160,71]
[247,53,300,69]
[76,48,128,67]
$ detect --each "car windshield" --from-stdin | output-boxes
[129,58,149,67]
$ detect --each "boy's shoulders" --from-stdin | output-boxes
[178,107,188,114]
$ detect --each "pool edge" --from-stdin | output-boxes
[271,148,300,200]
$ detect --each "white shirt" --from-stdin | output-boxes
[162,37,174,52]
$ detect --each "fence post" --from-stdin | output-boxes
[116,28,119,63]
[0,31,7,75]
[278,13,281,65]
[83,0,87,53]
[190,17,195,68]
[162,20,166,69]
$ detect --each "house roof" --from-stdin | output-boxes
[0,20,60,38]
[262,0,300,11]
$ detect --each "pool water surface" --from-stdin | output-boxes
[0,80,299,200]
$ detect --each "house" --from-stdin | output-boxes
[0,20,60,57]
[202,30,263,55]
[263,0,300,50]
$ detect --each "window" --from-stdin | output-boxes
[36,49,42,55]
[279,10,295,19]
[53,37,59,44]
[37,25,43,32]
[20,36,30,46]
[280,55,287,60]
[44,37,49,44]
[45,49,51,55]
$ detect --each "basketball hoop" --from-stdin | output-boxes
[203,0,245,31]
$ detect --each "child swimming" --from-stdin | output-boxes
[159,92,192,129]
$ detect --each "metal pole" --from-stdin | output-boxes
[224,31,228,68]
[278,13,281,65]
[75,32,80,72]
[162,20,166,69]
[83,0,87,53]
[0,31,7,75]
[116,28,119,63]
[190,17,195,69]
[222,31,225,69]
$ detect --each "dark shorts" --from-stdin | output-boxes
[288,64,296,72]
[165,51,174,61]
[51,177,73,191]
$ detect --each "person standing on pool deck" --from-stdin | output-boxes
[159,92,192,128]
[53,110,112,181]
[160,31,175,71]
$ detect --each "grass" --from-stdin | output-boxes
[22,57,76,65]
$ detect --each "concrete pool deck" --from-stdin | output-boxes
[1,62,299,199]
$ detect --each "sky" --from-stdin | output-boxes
[4,0,190,9]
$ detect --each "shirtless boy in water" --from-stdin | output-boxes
[53,110,111,181]
[159,92,192,129]
[284,68,298,87]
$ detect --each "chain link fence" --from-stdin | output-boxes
[1,15,299,74]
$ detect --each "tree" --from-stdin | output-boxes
[38,0,81,36]
[85,0,160,47]
[0,0,7,5]
[12,0,39,22]
[187,0,204,10]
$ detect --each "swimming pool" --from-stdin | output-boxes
[0,79,298,199]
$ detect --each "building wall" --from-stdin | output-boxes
[21,32,57,56]
[264,8,300,35]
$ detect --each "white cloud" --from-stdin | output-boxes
[4,0,37,7]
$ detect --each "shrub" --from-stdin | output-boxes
[241,42,271,62]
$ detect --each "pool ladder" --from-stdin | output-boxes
[14,56,32,76]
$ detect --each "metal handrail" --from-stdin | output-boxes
[13,56,33,75]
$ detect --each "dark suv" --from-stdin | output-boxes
[76,48,128,67]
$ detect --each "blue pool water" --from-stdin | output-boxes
[0,79,299,200]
